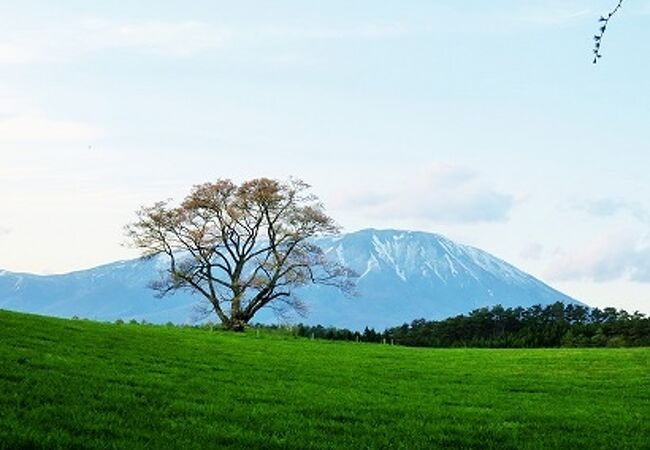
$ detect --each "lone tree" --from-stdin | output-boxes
[126,178,356,331]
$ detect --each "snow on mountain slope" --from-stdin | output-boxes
[294,229,579,329]
[0,229,581,330]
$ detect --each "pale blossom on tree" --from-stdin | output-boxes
[125,177,356,331]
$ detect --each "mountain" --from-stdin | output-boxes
[0,229,580,330]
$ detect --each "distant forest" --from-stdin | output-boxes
[287,303,650,348]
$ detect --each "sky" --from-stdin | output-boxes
[1,0,649,313]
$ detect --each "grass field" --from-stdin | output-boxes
[0,310,648,449]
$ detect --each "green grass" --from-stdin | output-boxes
[1,310,648,449]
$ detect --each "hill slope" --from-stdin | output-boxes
[0,310,647,449]
[0,229,579,330]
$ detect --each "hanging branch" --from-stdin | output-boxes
[593,0,624,63]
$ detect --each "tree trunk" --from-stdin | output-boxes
[224,316,249,332]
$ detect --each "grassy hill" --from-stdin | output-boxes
[1,310,648,449]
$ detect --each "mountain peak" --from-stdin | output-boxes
[0,229,581,330]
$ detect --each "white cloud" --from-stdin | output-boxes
[421,163,477,188]
[0,95,104,144]
[546,231,650,283]
[415,190,514,223]
[0,19,229,65]
[0,227,11,236]
[578,198,649,223]
[520,243,544,260]
[256,22,409,41]
[338,163,515,224]
[81,19,229,56]
[0,115,104,143]
[0,15,414,66]
[511,8,592,26]
[0,43,41,64]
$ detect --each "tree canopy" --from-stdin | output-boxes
[125,177,355,331]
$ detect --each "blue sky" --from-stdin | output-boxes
[1,0,649,312]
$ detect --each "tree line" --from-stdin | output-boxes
[292,302,650,348]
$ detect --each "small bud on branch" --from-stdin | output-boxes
[593,0,624,64]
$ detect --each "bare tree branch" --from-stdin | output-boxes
[125,177,357,331]
[593,0,624,64]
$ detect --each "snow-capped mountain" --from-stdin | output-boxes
[0,229,580,330]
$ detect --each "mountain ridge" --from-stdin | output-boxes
[0,228,581,330]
